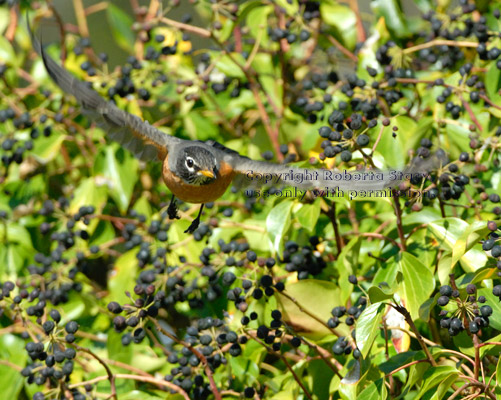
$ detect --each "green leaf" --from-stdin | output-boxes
[486,61,501,103]
[106,4,135,53]
[0,36,17,66]
[276,279,346,338]
[368,286,393,303]
[0,334,26,399]
[375,116,417,169]
[245,4,273,43]
[115,391,175,400]
[107,330,133,365]
[419,295,438,322]
[358,378,388,400]
[266,200,293,255]
[452,220,495,267]
[108,250,138,304]
[379,351,418,374]
[416,366,458,400]
[428,218,487,273]
[184,111,220,141]
[373,259,399,286]
[95,146,138,213]
[320,3,357,49]
[212,53,246,79]
[336,236,361,303]
[32,130,66,163]
[477,288,501,331]
[398,252,434,320]
[69,177,108,214]
[356,302,385,358]
[371,0,411,38]
[294,202,320,232]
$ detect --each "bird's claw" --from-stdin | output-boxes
[167,201,180,220]
[184,218,200,234]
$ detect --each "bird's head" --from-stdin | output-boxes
[174,145,219,185]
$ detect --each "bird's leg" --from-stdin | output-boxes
[167,195,180,220]
[184,204,204,234]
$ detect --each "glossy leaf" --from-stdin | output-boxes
[398,252,435,320]
[276,280,344,338]
[356,302,385,358]
[266,199,294,255]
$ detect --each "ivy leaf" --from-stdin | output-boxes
[398,252,434,320]
[416,366,459,399]
[428,218,487,273]
[477,288,501,331]
[294,202,320,232]
[94,145,138,213]
[106,4,135,53]
[266,200,293,256]
[371,0,411,38]
[276,279,346,339]
[451,220,494,268]
[320,3,357,49]
[356,302,386,358]
[69,177,108,214]
[358,378,388,400]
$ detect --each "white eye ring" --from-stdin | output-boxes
[185,157,195,170]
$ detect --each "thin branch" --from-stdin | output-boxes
[391,193,407,251]
[277,291,342,337]
[72,0,90,37]
[403,39,478,54]
[323,204,344,253]
[385,359,429,377]
[72,344,117,400]
[148,318,222,400]
[361,232,401,250]
[326,35,358,63]
[446,382,470,400]
[389,304,436,366]
[68,374,190,399]
[160,17,211,38]
[246,331,313,400]
[462,99,482,132]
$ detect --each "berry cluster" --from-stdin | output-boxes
[437,283,493,336]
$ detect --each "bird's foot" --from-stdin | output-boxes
[167,201,180,220]
[184,218,200,234]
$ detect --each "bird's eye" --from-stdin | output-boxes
[186,158,194,168]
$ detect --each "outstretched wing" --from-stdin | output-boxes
[30,27,182,161]
[219,151,447,192]
[221,154,396,192]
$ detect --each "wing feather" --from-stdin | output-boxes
[30,27,181,161]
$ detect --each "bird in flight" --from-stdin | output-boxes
[30,27,419,233]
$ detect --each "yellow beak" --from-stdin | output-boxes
[198,169,215,178]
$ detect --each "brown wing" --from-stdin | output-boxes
[30,27,182,161]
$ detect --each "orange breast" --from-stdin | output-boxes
[162,156,236,204]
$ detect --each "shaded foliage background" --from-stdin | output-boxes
[1,0,501,399]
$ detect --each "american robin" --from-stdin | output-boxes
[31,32,432,233]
